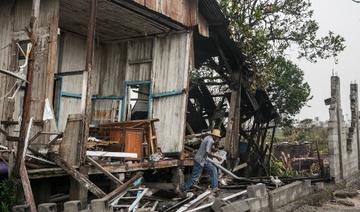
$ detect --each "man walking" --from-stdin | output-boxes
[180,129,223,193]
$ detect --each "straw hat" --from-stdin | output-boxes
[210,129,221,138]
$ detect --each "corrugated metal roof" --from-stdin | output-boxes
[60,0,186,41]
[199,0,227,25]
[198,0,252,77]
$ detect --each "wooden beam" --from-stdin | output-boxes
[87,151,137,158]
[76,0,97,204]
[20,163,36,212]
[50,153,106,198]
[80,0,97,163]
[14,0,40,177]
[225,72,241,161]
[214,37,233,76]
[86,156,124,185]
[20,118,36,212]
[102,172,143,203]
[232,163,248,172]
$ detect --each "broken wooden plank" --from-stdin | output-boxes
[103,172,143,203]
[19,117,36,212]
[232,163,248,172]
[14,0,40,177]
[128,188,149,211]
[20,162,37,212]
[176,190,212,212]
[225,71,241,161]
[86,156,123,185]
[164,192,194,212]
[151,201,159,211]
[87,151,137,158]
[80,0,98,164]
[50,153,106,198]
[186,190,247,212]
[59,114,83,166]
[207,158,252,181]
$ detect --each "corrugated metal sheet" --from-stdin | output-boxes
[125,38,153,81]
[198,0,226,25]
[60,0,179,41]
[151,32,192,153]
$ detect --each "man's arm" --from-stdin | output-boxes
[205,138,222,161]
[208,152,223,161]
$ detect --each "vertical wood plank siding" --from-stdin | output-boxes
[151,33,192,153]
[0,1,15,144]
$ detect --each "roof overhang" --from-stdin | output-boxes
[60,0,187,41]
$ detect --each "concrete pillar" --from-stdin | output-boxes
[91,199,112,212]
[12,205,30,212]
[247,183,267,198]
[70,166,88,208]
[350,84,360,169]
[38,203,57,212]
[328,76,344,181]
[171,167,184,187]
[64,200,82,212]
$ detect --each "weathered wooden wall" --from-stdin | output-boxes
[0,0,15,144]
[151,33,192,153]
[56,32,128,130]
[1,0,195,154]
[99,43,127,96]
[133,0,198,27]
[125,39,153,81]
[57,32,86,130]
[0,0,60,145]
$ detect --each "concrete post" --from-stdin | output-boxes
[91,199,112,212]
[247,183,267,198]
[12,205,30,212]
[171,167,184,187]
[38,203,57,212]
[350,83,360,170]
[328,76,344,181]
[64,200,82,212]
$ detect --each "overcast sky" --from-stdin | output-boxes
[290,0,360,121]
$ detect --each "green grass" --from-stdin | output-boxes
[0,179,22,212]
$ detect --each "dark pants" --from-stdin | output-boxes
[181,160,218,192]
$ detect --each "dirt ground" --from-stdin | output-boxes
[278,177,360,212]
[292,196,360,212]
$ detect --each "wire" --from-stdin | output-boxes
[0,81,18,100]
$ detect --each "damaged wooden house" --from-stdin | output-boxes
[0,0,279,210]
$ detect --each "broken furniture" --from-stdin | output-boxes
[92,119,159,160]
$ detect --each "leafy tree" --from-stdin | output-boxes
[218,0,345,125]
[267,56,312,125]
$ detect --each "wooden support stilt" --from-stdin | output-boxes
[80,0,98,163]
[20,118,37,212]
[102,172,143,203]
[86,156,124,185]
[14,0,40,177]
[74,0,98,204]
[225,72,241,161]
[50,153,106,198]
